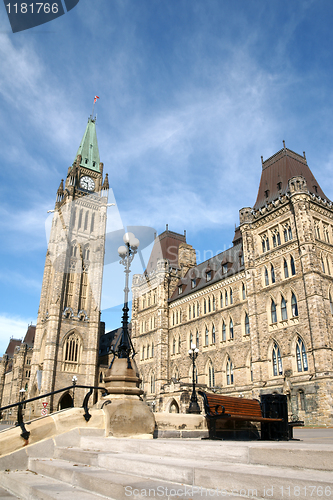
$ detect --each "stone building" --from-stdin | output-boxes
[26,116,110,415]
[132,145,333,426]
[0,326,35,420]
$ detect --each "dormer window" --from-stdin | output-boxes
[93,162,96,167]
[206,271,212,282]
[191,279,196,289]
[277,182,282,191]
[178,285,183,295]
[265,190,270,198]
[85,158,88,164]
[222,263,228,274]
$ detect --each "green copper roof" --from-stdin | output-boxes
[75,118,100,172]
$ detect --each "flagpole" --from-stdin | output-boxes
[91,96,99,120]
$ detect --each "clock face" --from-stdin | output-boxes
[80,176,95,191]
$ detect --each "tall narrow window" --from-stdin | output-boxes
[172,337,176,355]
[272,343,283,376]
[208,298,211,313]
[197,302,200,317]
[229,319,234,339]
[147,345,150,359]
[205,327,209,346]
[245,313,250,335]
[90,213,95,233]
[150,372,155,393]
[265,267,269,286]
[225,291,228,307]
[79,271,88,312]
[291,293,298,317]
[226,358,234,385]
[222,321,226,341]
[296,337,308,372]
[322,257,326,273]
[290,256,296,275]
[84,211,89,231]
[213,296,216,311]
[196,330,199,348]
[284,259,289,278]
[65,273,75,309]
[208,363,215,388]
[230,288,233,305]
[212,325,216,344]
[220,292,223,308]
[271,300,277,323]
[193,304,196,319]
[78,209,83,230]
[242,283,246,300]
[330,293,333,314]
[151,343,154,358]
[178,336,181,353]
[327,258,331,275]
[281,296,287,320]
[189,305,191,320]
[271,264,276,284]
[189,332,193,348]
[204,300,207,314]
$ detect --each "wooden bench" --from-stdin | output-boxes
[198,391,284,440]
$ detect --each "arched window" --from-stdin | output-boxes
[327,258,331,275]
[193,304,196,318]
[242,283,246,300]
[205,327,209,346]
[271,300,277,323]
[147,344,150,359]
[291,293,298,317]
[63,332,81,372]
[196,330,199,348]
[208,297,211,313]
[189,305,191,320]
[264,267,269,286]
[225,290,228,307]
[271,264,275,284]
[172,337,176,355]
[220,292,223,308]
[229,319,234,339]
[212,325,216,344]
[272,343,283,376]
[296,337,308,372]
[142,346,145,360]
[290,256,296,275]
[213,296,216,311]
[197,302,200,317]
[281,296,287,320]
[208,362,215,388]
[222,321,226,341]
[78,209,83,229]
[245,313,250,335]
[204,300,207,314]
[284,259,289,278]
[178,336,181,353]
[322,257,326,273]
[226,357,234,385]
[230,288,233,305]
[151,343,154,357]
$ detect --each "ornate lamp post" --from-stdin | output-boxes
[116,232,140,362]
[187,342,201,414]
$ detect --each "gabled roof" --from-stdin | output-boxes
[254,146,328,210]
[23,325,35,347]
[170,240,244,302]
[75,117,100,173]
[145,229,187,272]
[5,338,22,358]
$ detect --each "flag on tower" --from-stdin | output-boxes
[94,96,99,103]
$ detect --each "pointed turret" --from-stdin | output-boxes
[102,173,109,191]
[56,179,64,203]
[75,117,100,173]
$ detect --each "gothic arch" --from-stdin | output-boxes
[58,391,73,410]
[62,330,83,373]
[166,398,180,413]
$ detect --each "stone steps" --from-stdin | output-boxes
[1,431,333,500]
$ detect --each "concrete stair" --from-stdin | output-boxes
[1,432,333,499]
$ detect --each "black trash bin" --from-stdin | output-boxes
[260,393,289,440]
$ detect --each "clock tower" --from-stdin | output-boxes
[28,117,109,412]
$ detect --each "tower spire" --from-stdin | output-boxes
[75,117,100,173]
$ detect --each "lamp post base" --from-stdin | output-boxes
[187,400,201,414]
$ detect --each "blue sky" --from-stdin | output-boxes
[1,0,333,355]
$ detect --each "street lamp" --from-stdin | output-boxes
[116,232,140,361]
[187,343,201,414]
[72,375,78,407]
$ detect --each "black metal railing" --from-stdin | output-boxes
[0,384,108,440]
